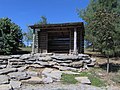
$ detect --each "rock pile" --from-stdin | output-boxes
[0,53,96,90]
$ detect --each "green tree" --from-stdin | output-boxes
[23,28,33,47]
[37,16,47,24]
[78,0,120,73]
[0,18,23,54]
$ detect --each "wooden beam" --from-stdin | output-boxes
[32,29,35,54]
[73,28,77,54]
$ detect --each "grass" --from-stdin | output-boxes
[61,71,106,87]
[61,74,78,84]
[20,47,32,52]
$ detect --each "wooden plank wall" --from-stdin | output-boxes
[38,30,48,53]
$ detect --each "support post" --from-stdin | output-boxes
[73,28,77,54]
[69,30,71,54]
[32,29,35,55]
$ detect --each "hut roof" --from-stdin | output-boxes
[29,22,84,29]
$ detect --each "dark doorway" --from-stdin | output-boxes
[48,31,70,53]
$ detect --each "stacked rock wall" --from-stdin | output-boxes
[0,53,96,70]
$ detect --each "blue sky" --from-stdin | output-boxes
[0,0,89,33]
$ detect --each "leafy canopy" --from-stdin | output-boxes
[0,17,23,54]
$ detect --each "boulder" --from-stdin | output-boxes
[0,84,12,90]
[0,75,10,84]
[8,72,30,81]
[42,77,53,84]
[75,77,91,84]
[21,77,43,84]
[10,80,21,89]
[0,68,18,75]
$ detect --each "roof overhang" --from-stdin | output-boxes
[29,22,84,30]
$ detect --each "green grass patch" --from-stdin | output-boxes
[20,47,32,52]
[61,71,106,87]
[61,73,78,84]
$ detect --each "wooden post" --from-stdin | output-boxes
[32,29,35,55]
[69,30,71,54]
[74,28,77,54]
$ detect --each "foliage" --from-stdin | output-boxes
[37,16,47,24]
[78,0,120,56]
[23,28,33,47]
[0,17,23,54]
[24,16,47,47]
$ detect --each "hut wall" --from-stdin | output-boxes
[38,30,48,53]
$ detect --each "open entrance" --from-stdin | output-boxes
[48,31,70,53]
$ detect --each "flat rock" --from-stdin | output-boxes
[62,71,79,75]
[20,54,31,60]
[22,77,43,84]
[42,68,53,75]
[26,71,38,77]
[35,61,49,66]
[91,58,96,62]
[53,59,72,63]
[8,72,30,81]
[10,80,21,89]
[83,59,91,64]
[38,56,52,61]
[0,68,18,75]
[0,65,7,69]
[44,70,62,81]
[17,66,29,72]
[42,77,53,84]
[48,61,56,66]
[69,61,83,68]
[0,75,10,84]
[51,54,78,60]
[28,64,44,68]
[55,66,77,71]
[75,77,91,84]
[0,84,12,90]
[11,55,21,58]
[8,59,23,62]
[0,56,11,60]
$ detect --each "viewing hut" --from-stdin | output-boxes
[29,22,85,54]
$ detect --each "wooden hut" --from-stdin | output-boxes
[29,22,85,54]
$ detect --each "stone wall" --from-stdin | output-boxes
[0,53,96,70]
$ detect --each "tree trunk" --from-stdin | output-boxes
[92,44,95,52]
[107,55,110,73]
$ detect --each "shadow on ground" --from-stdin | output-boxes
[99,63,120,72]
